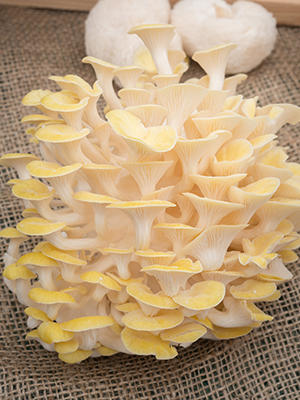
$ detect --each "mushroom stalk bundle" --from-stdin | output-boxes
[2,24,300,364]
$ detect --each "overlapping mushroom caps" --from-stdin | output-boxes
[1,23,300,363]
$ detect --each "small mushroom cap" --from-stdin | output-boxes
[3,263,37,280]
[80,271,121,291]
[107,200,175,210]
[12,179,55,201]
[27,160,82,178]
[42,243,86,265]
[60,315,115,332]
[173,281,225,310]
[24,307,51,322]
[37,321,74,344]
[211,325,253,340]
[35,124,90,143]
[0,227,28,239]
[17,251,59,267]
[28,288,76,304]
[96,346,119,356]
[21,114,53,125]
[122,309,184,331]
[127,282,178,309]
[0,153,39,167]
[17,218,67,236]
[22,208,40,218]
[160,322,207,343]
[106,273,144,287]
[135,249,176,265]
[54,338,79,354]
[58,349,92,364]
[22,89,52,106]
[6,178,21,186]
[73,191,119,204]
[115,302,141,313]
[106,109,177,153]
[121,327,178,359]
[230,279,277,300]
[41,92,88,112]
[100,247,135,255]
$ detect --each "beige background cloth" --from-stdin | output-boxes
[0,5,299,399]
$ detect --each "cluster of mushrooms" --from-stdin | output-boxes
[1,24,300,364]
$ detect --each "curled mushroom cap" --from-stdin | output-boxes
[106,109,177,161]
[0,153,40,180]
[121,327,178,359]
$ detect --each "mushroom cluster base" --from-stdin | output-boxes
[1,23,300,364]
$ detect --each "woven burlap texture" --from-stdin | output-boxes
[0,5,299,400]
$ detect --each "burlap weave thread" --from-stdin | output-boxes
[0,6,299,399]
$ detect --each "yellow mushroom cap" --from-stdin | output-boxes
[0,153,39,167]
[59,349,92,364]
[121,327,178,359]
[37,321,74,344]
[115,302,141,313]
[12,179,55,201]
[3,263,37,280]
[126,282,178,309]
[24,307,51,322]
[35,124,90,143]
[135,249,176,265]
[17,218,67,236]
[28,287,76,304]
[173,281,225,310]
[54,338,79,354]
[122,309,183,332]
[0,227,28,239]
[80,271,121,291]
[21,114,53,125]
[60,315,114,332]
[106,109,177,153]
[96,346,119,356]
[42,243,86,265]
[27,160,82,178]
[22,89,52,106]
[17,251,59,267]
[40,92,88,112]
[73,191,119,204]
[211,325,253,340]
[160,322,207,344]
[230,279,277,300]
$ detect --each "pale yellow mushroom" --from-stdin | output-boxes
[191,113,241,139]
[192,43,237,90]
[99,247,134,280]
[126,104,168,127]
[0,153,40,180]
[22,89,58,119]
[129,24,175,75]
[118,88,151,108]
[0,227,28,259]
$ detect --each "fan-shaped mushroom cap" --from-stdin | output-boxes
[21,114,53,126]
[17,251,59,268]
[183,193,244,230]
[201,270,247,286]
[129,24,175,75]
[17,217,66,237]
[122,161,173,197]
[22,89,58,118]
[182,225,247,271]
[82,56,123,110]
[160,322,207,344]
[54,338,79,354]
[126,104,168,127]
[192,43,237,90]
[121,327,177,359]
[211,325,253,340]
[126,282,178,316]
[41,92,89,131]
[28,287,76,304]
[42,243,86,265]
[230,279,277,300]
[211,139,254,176]
[27,160,82,179]
[3,263,37,281]
[112,65,144,88]
[197,89,229,116]
[122,308,183,333]
[190,173,246,201]
[0,228,28,259]
[118,88,151,107]
[173,281,225,311]
[191,113,242,139]
[152,74,180,89]
[106,109,177,161]
[37,321,74,344]
[58,349,93,364]
[35,124,90,144]
[135,249,176,267]
[25,307,51,323]
[80,271,121,301]
[223,74,248,96]
[60,315,114,332]
[141,258,202,296]
[155,83,207,134]
[0,153,40,180]
[12,179,55,201]
[99,247,134,280]
[153,223,202,254]
[107,200,175,249]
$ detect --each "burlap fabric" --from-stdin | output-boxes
[0,5,299,399]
